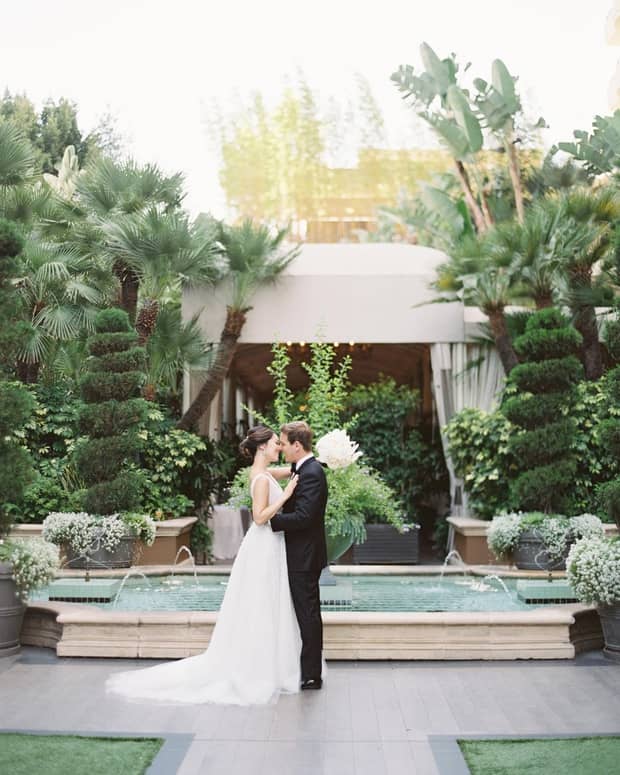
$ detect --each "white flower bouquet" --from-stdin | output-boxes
[43,511,156,556]
[0,538,59,599]
[567,536,620,606]
[316,429,362,470]
[487,511,605,562]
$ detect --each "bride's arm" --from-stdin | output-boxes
[252,475,298,525]
[268,466,291,481]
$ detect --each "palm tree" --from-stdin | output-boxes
[73,157,185,321]
[145,304,213,406]
[101,207,221,346]
[546,188,620,380]
[177,219,300,431]
[13,239,111,382]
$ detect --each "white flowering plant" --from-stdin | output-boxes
[0,538,59,599]
[42,511,156,556]
[487,511,604,562]
[567,536,620,606]
[315,429,362,470]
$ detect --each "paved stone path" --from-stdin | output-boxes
[2,648,620,774]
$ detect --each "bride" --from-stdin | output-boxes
[106,425,301,705]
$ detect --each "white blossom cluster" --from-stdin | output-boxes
[5,539,59,599]
[316,429,362,470]
[567,536,620,606]
[487,512,605,562]
[42,512,141,555]
[487,512,523,559]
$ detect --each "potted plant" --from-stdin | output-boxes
[567,536,620,661]
[487,512,604,570]
[42,511,156,569]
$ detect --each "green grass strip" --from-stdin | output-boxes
[459,736,620,775]
[0,733,164,775]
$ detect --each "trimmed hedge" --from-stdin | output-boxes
[510,356,583,394]
[502,393,566,430]
[76,309,146,515]
[83,471,143,514]
[80,371,144,403]
[87,347,147,374]
[78,398,149,438]
[508,419,575,470]
[506,308,582,512]
[74,435,140,485]
[88,332,139,357]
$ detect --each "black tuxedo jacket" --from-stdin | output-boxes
[270,456,328,574]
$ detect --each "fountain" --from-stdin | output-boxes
[166,546,199,585]
[439,549,469,583]
[112,570,152,608]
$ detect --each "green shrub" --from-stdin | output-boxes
[510,356,583,393]
[74,435,140,485]
[596,479,620,527]
[508,419,575,470]
[502,392,566,429]
[87,347,147,374]
[79,371,144,403]
[506,308,582,513]
[78,398,149,438]
[94,307,132,333]
[512,459,578,512]
[0,382,35,436]
[83,471,143,514]
[603,316,620,363]
[514,326,582,362]
[87,332,138,356]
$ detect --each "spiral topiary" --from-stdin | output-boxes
[75,308,148,515]
[502,308,583,512]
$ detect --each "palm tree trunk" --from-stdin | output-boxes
[453,160,487,234]
[177,306,248,432]
[574,305,603,380]
[135,298,160,346]
[17,360,40,383]
[504,137,525,224]
[535,293,554,309]
[487,310,519,374]
[113,260,140,323]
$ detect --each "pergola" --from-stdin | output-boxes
[184,243,452,429]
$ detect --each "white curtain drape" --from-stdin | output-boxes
[430,343,505,517]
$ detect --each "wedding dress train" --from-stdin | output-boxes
[106,472,302,705]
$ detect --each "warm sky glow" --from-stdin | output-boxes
[1,0,616,216]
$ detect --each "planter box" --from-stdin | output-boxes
[598,603,620,662]
[0,562,26,657]
[513,530,568,571]
[9,517,198,567]
[447,516,495,565]
[64,537,136,569]
[353,524,420,565]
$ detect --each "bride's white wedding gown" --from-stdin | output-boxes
[106,472,302,705]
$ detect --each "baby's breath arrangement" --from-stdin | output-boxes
[0,538,59,599]
[43,511,156,556]
[567,536,620,606]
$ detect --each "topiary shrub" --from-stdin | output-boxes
[75,309,145,514]
[504,308,583,512]
[596,365,620,528]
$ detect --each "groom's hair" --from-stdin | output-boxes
[281,421,313,451]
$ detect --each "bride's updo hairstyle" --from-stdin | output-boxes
[239,425,275,462]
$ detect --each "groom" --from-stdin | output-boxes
[270,421,328,690]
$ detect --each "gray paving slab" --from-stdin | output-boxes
[1,648,620,774]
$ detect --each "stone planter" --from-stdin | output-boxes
[0,562,26,657]
[63,537,135,570]
[513,530,568,571]
[598,603,620,662]
[353,524,420,564]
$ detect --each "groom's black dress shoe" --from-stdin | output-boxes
[301,678,322,690]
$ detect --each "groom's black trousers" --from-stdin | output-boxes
[288,570,323,680]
